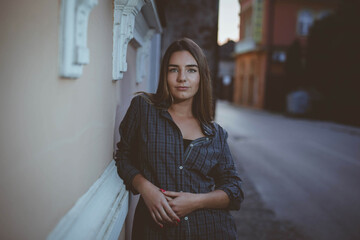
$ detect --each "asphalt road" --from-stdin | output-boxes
[215,101,360,240]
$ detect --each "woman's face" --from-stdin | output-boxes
[167,51,200,103]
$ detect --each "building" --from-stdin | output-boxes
[217,40,236,101]
[233,0,338,111]
[0,0,162,239]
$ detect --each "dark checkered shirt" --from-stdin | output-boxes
[115,95,244,240]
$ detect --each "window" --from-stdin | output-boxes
[272,51,287,62]
[297,10,314,36]
[244,18,252,39]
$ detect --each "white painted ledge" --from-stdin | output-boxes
[47,161,129,240]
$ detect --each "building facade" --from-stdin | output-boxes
[233,0,338,111]
[0,1,162,239]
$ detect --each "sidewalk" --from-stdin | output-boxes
[229,141,309,240]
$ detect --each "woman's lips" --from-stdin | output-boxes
[175,86,189,91]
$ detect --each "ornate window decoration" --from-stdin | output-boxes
[112,0,162,81]
[112,0,147,80]
[134,14,155,83]
[59,0,98,78]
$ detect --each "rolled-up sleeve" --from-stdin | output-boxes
[115,96,141,194]
[213,129,244,210]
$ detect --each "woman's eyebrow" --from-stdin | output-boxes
[186,64,198,68]
[167,64,198,68]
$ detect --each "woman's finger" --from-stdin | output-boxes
[163,190,180,197]
[155,209,165,224]
[158,206,174,223]
[163,191,181,198]
[151,212,163,228]
[165,196,173,201]
[163,202,181,223]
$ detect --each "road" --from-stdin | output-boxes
[215,101,360,240]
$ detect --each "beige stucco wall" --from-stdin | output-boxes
[0,0,123,239]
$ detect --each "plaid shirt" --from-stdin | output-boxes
[115,95,244,240]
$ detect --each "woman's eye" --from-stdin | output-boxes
[168,68,178,73]
[187,68,197,73]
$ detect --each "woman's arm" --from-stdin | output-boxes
[115,96,180,227]
[212,129,244,210]
[115,97,142,194]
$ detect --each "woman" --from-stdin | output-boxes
[115,38,244,240]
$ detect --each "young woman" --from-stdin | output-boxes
[115,38,244,240]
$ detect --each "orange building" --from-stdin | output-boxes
[233,0,338,111]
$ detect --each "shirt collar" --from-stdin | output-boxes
[201,122,215,137]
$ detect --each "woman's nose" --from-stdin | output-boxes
[177,70,186,82]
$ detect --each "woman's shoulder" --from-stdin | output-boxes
[211,121,229,139]
[130,93,155,108]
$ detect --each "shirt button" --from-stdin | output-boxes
[184,216,188,221]
[189,144,194,147]
[179,166,183,170]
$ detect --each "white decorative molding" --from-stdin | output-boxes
[136,29,155,83]
[134,13,148,44]
[112,0,147,80]
[59,0,98,78]
[47,161,129,240]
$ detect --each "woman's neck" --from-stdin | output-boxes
[168,99,193,118]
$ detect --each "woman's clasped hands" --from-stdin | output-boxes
[133,174,202,228]
[161,189,202,218]
[138,181,180,228]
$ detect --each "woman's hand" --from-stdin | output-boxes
[163,189,231,218]
[132,174,180,227]
[162,191,202,218]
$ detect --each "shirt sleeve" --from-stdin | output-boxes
[114,96,142,195]
[213,128,244,210]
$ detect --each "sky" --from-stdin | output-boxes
[218,0,240,46]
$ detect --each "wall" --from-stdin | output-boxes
[234,52,266,108]
[0,0,116,239]
[272,0,337,46]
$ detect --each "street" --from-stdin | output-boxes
[215,101,360,240]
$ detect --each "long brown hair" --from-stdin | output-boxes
[141,38,213,124]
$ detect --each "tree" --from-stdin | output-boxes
[306,0,360,125]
